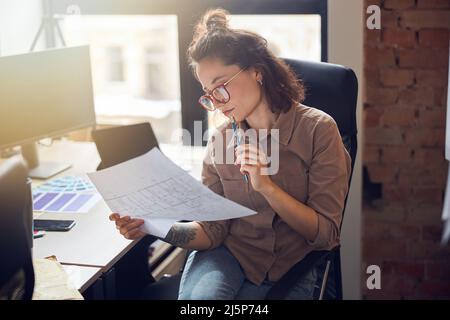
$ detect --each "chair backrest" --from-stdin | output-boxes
[0,156,35,299]
[283,59,358,168]
[263,60,358,300]
[283,58,358,226]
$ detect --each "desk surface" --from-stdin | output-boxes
[62,265,103,293]
[32,141,135,269]
[30,140,205,292]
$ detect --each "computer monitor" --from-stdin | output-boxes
[0,46,96,179]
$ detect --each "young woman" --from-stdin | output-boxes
[110,8,351,300]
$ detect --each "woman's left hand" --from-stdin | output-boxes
[235,144,274,193]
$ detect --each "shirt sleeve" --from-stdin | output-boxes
[305,119,352,250]
[196,139,230,249]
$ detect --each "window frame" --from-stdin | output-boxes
[49,0,328,145]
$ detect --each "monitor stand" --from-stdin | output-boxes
[22,143,71,179]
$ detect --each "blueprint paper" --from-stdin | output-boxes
[87,148,256,237]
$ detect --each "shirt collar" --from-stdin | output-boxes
[240,106,296,146]
[271,106,297,146]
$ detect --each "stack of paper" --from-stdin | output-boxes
[32,258,83,300]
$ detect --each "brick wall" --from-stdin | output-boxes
[363,0,450,299]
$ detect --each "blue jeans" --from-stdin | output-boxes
[178,246,320,300]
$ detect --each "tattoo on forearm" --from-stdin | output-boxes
[206,222,227,241]
[162,223,197,247]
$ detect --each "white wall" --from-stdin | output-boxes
[0,0,43,56]
[328,0,364,300]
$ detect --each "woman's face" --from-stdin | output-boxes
[195,57,263,122]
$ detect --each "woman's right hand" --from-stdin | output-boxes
[109,213,146,240]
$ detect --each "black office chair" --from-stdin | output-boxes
[142,58,358,300]
[0,157,35,300]
[265,58,358,299]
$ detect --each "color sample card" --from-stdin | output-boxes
[32,192,100,213]
[33,175,95,193]
[33,175,100,214]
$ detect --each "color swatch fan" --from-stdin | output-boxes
[33,175,100,213]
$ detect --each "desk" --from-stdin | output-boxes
[30,140,205,297]
[32,260,102,299]
[32,141,135,269]
[62,265,103,293]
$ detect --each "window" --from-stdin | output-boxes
[51,0,327,145]
[105,46,124,82]
[209,14,322,129]
[230,14,321,61]
[61,15,181,144]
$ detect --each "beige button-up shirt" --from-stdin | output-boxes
[197,104,352,285]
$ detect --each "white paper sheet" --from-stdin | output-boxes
[446,43,450,161]
[87,148,256,237]
[442,45,450,244]
[443,169,450,221]
[442,168,450,245]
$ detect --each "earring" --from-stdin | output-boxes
[257,79,263,86]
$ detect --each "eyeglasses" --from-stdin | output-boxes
[198,68,246,111]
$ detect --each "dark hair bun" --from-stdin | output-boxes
[194,8,230,37]
[204,8,229,32]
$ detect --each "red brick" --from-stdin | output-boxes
[364,68,381,86]
[365,47,397,67]
[417,0,450,9]
[412,147,446,165]
[426,261,450,280]
[381,10,401,28]
[367,164,399,183]
[408,204,444,224]
[412,187,444,204]
[417,280,450,298]
[365,127,404,145]
[417,109,446,127]
[398,87,434,106]
[416,70,449,87]
[408,240,450,259]
[365,29,381,47]
[381,146,412,163]
[364,239,409,259]
[362,220,388,240]
[422,225,444,242]
[383,28,417,48]
[383,185,412,204]
[365,87,398,104]
[398,48,448,68]
[381,107,416,126]
[419,29,450,48]
[384,0,416,9]
[381,275,419,297]
[364,146,381,163]
[364,204,408,223]
[389,224,422,240]
[366,0,382,6]
[383,260,425,279]
[434,87,448,107]
[401,10,450,29]
[404,128,445,146]
[380,68,415,86]
[364,106,383,127]
[362,289,403,300]
[398,166,448,186]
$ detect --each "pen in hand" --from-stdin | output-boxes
[232,117,249,183]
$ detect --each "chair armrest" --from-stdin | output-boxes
[265,246,340,300]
